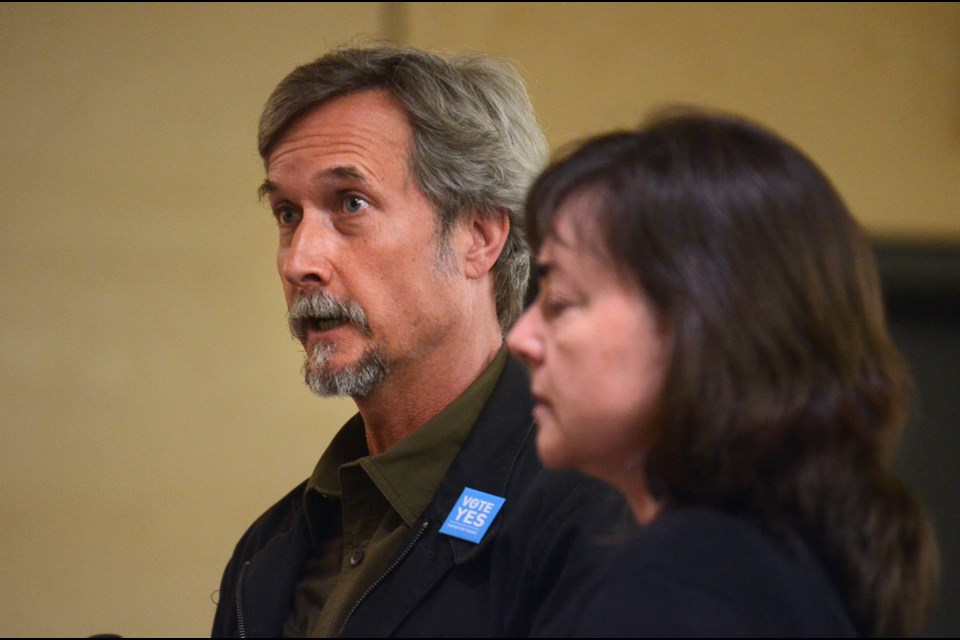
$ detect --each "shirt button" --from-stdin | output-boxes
[349,549,364,567]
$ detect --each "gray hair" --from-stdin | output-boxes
[259,46,549,332]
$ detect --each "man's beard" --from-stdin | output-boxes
[288,291,389,398]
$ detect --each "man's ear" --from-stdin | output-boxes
[463,210,510,280]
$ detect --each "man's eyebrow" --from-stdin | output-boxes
[257,180,277,202]
[319,165,372,189]
[257,166,371,202]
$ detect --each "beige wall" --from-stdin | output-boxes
[1,3,956,636]
[408,2,960,241]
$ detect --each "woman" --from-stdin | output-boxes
[508,110,937,637]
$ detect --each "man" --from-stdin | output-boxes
[213,46,632,638]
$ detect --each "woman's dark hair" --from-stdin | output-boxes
[525,109,938,636]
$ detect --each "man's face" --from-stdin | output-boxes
[263,89,466,397]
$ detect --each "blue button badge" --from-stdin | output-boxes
[439,487,506,543]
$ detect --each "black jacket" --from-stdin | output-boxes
[541,508,856,637]
[212,358,634,637]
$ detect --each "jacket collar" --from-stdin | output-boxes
[340,356,536,636]
[426,356,535,565]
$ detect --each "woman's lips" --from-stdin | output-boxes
[531,393,551,421]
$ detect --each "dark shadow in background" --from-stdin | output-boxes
[877,241,960,638]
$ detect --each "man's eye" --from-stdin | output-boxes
[276,206,301,225]
[343,195,369,214]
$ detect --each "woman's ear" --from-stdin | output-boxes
[463,210,510,280]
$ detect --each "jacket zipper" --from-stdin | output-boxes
[236,561,250,638]
[338,519,431,636]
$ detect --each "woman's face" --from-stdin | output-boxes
[507,197,671,487]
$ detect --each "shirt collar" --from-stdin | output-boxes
[306,345,509,525]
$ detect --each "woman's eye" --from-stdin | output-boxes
[343,195,369,214]
[540,296,571,320]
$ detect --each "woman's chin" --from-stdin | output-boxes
[534,429,574,471]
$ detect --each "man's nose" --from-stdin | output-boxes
[280,212,334,289]
[507,305,544,368]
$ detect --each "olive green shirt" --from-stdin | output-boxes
[283,347,508,637]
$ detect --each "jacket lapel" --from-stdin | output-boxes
[340,357,535,636]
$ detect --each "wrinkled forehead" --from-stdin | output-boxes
[262,89,421,198]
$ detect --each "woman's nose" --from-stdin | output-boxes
[507,305,544,368]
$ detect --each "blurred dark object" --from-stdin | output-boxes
[877,241,960,316]
[875,239,960,638]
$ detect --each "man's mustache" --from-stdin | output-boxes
[288,291,370,342]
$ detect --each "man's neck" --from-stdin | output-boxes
[355,334,503,456]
